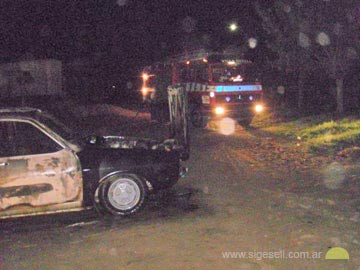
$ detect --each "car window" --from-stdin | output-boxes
[40,113,75,141]
[0,122,13,158]
[2,121,62,157]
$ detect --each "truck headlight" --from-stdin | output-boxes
[255,104,264,113]
[215,107,225,115]
[141,87,148,95]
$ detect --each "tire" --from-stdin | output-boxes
[97,173,146,216]
[191,108,207,128]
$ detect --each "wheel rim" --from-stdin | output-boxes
[107,178,141,210]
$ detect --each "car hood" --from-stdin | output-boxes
[85,135,185,153]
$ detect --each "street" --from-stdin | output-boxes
[0,0,359,268]
[1,108,358,270]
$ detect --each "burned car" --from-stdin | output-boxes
[0,108,188,219]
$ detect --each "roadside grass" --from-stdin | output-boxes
[255,111,360,153]
[301,120,360,151]
[251,108,301,128]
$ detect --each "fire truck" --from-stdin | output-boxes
[141,51,264,127]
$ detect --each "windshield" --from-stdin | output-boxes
[212,64,258,83]
[39,113,75,142]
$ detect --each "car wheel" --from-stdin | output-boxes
[191,108,207,128]
[98,173,146,216]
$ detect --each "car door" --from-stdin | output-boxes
[0,120,83,218]
[168,85,190,160]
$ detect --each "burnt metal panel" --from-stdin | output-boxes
[0,149,83,216]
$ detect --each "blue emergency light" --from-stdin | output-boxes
[215,85,262,92]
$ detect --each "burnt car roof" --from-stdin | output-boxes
[0,107,42,120]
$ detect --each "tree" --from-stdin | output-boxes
[308,1,360,114]
[255,0,359,114]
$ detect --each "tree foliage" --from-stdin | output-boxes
[255,0,360,113]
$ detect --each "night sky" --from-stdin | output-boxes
[0,0,262,74]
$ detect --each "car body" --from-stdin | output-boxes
[0,108,187,219]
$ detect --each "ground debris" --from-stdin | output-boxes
[337,146,360,160]
[65,220,99,228]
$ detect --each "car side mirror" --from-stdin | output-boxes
[87,135,98,145]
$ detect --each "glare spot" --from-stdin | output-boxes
[316,32,330,46]
[333,23,342,35]
[277,85,285,95]
[323,162,346,190]
[126,81,133,89]
[181,16,196,33]
[282,3,291,13]
[229,23,238,32]
[248,38,258,49]
[116,0,128,7]
[346,47,358,59]
[219,117,236,136]
[298,32,310,48]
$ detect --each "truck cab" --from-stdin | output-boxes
[142,51,264,127]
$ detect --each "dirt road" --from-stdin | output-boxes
[1,115,359,270]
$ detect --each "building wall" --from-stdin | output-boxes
[0,59,63,98]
